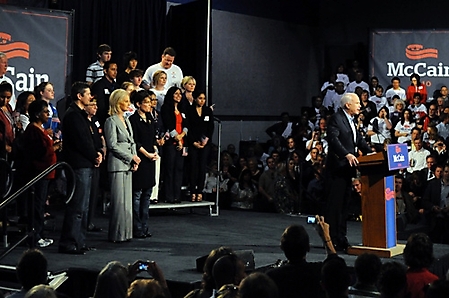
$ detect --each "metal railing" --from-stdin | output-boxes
[0,162,75,260]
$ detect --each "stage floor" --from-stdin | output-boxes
[1,204,448,297]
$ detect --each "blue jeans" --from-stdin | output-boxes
[59,168,92,249]
[132,188,152,235]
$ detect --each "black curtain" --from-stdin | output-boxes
[55,0,167,85]
[166,0,208,93]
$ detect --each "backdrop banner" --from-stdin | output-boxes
[370,29,449,101]
[0,4,73,102]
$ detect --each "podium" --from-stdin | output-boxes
[346,152,405,258]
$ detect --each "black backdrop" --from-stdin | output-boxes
[166,0,208,93]
[54,0,167,85]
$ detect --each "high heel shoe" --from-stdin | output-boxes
[191,194,196,202]
[197,194,203,202]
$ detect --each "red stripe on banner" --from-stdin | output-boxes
[405,44,438,60]
[1,49,29,59]
[0,32,12,42]
[0,42,30,52]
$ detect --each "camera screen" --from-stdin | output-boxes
[307,216,316,224]
[138,263,148,271]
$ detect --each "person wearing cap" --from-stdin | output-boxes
[86,44,112,86]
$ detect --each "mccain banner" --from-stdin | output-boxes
[0,4,72,101]
[370,30,449,100]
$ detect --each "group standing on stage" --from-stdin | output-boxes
[0,46,215,253]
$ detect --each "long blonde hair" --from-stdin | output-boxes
[108,89,130,116]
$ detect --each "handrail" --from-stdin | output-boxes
[0,162,75,260]
[0,159,13,199]
[0,161,75,211]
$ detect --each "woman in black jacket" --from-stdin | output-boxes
[160,86,188,203]
[186,91,214,201]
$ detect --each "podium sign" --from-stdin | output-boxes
[386,144,409,171]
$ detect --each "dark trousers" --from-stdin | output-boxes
[59,168,92,249]
[325,170,353,246]
[87,167,100,227]
[30,179,50,241]
[189,145,211,194]
[163,144,184,202]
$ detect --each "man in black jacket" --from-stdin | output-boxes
[325,93,372,251]
[58,82,103,254]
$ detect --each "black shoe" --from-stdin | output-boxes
[133,234,146,239]
[145,232,152,238]
[173,199,181,204]
[80,246,97,252]
[87,224,103,232]
[59,246,85,255]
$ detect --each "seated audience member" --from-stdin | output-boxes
[184,246,236,298]
[24,285,56,298]
[265,112,292,144]
[431,136,447,166]
[273,161,296,214]
[266,216,337,298]
[347,70,369,93]
[422,125,438,150]
[389,96,405,127]
[219,152,239,209]
[321,256,350,298]
[385,76,407,104]
[257,157,277,212]
[321,73,337,110]
[283,137,297,161]
[127,260,170,298]
[348,253,381,297]
[420,155,437,186]
[408,138,431,174]
[436,113,449,140]
[230,168,258,210]
[238,272,278,298]
[395,109,415,144]
[6,249,48,298]
[369,85,388,113]
[246,157,261,188]
[306,95,328,127]
[291,114,312,149]
[225,144,239,167]
[359,90,378,127]
[410,93,427,120]
[406,74,427,105]
[306,164,325,214]
[127,279,166,298]
[395,175,420,225]
[367,106,392,152]
[403,233,438,298]
[93,261,129,298]
[348,177,362,221]
[211,254,246,293]
[378,262,408,298]
[422,164,449,244]
[422,103,440,131]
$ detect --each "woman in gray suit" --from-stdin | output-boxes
[104,89,141,243]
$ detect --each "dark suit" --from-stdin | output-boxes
[325,108,372,247]
[91,76,118,127]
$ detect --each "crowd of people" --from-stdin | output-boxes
[0,46,215,252]
[3,218,449,298]
[2,44,449,253]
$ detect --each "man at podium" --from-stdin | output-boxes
[325,93,372,251]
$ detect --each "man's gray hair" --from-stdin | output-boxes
[340,93,356,109]
[0,52,6,59]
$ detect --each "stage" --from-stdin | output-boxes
[0,204,448,298]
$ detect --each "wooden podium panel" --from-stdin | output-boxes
[347,152,404,257]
